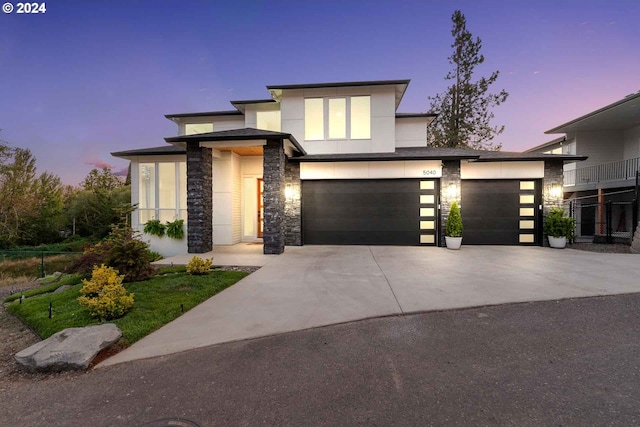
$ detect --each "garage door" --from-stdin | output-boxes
[461,180,541,245]
[302,179,438,245]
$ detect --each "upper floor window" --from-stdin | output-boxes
[257,110,281,132]
[184,123,213,135]
[305,96,371,141]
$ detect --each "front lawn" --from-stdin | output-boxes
[6,270,248,346]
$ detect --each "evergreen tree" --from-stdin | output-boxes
[428,10,508,150]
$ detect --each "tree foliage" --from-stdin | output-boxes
[0,135,65,247]
[81,167,124,192]
[428,10,508,150]
[0,131,131,247]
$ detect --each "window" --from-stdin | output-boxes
[305,98,324,140]
[328,98,346,139]
[138,162,187,224]
[256,110,281,132]
[350,96,370,139]
[304,96,371,141]
[184,123,213,135]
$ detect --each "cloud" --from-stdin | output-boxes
[113,166,129,177]
[85,157,113,170]
[533,71,541,75]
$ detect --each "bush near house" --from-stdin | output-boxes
[77,265,134,321]
[187,256,213,275]
[446,202,463,237]
[544,207,575,238]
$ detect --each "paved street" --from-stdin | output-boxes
[3,293,640,426]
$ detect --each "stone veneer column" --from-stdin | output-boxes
[439,160,461,247]
[542,159,564,247]
[284,160,302,246]
[263,139,286,254]
[186,142,213,253]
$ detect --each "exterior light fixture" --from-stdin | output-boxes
[285,183,299,201]
[550,184,563,199]
[446,183,458,201]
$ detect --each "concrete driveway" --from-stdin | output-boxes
[100,246,640,367]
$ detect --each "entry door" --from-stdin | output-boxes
[257,178,264,238]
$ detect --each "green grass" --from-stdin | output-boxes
[6,270,248,346]
[3,274,82,303]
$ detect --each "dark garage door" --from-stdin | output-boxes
[302,179,438,245]
[461,180,540,245]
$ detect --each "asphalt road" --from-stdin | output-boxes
[2,293,640,427]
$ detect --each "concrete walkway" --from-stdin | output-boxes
[100,246,640,367]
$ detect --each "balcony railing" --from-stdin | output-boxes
[564,157,640,187]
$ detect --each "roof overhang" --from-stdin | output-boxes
[546,92,640,134]
[164,110,243,123]
[164,128,306,155]
[266,79,411,109]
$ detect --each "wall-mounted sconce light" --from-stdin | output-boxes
[446,183,458,201]
[285,183,300,201]
[549,184,563,199]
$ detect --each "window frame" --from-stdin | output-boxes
[138,161,187,224]
[304,95,372,141]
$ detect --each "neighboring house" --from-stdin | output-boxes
[112,79,583,256]
[526,92,640,242]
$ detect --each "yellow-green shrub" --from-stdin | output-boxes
[78,264,134,320]
[186,256,213,275]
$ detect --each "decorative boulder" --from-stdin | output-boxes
[15,324,122,372]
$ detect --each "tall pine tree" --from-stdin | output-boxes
[428,10,508,150]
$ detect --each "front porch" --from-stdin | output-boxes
[164,128,306,255]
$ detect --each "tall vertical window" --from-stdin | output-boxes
[350,96,371,139]
[305,98,324,140]
[138,162,187,224]
[328,98,346,139]
[304,96,371,141]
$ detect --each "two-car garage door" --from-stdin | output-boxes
[301,178,541,246]
[302,179,438,245]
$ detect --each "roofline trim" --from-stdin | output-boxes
[164,110,244,119]
[545,92,640,134]
[266,79,411,90]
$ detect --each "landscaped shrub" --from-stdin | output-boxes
[66,206,154,282]
[445,201,463,237]
[143,219,166,237]
[147,250,163,262]
[166,219,185,239]
[78,264,134,321]
[544,207,575,238]
[186,256,212,275]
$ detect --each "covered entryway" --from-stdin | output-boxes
[302,179,438,245]
[461,179,541,245]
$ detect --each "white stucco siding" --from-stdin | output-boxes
[231,153,242,244]
[212,152,234,245]
[623,124,640,160]
[395,118,428,148]
[575,130,624,168]
[300,160,442,180]
[280,85,396,155]
[460,161,545,179]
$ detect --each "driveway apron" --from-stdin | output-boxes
[100,246,640,367]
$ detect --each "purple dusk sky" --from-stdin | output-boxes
[1,0,638,185]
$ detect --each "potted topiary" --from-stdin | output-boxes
[544,207,575,249]
[445,201,463,250]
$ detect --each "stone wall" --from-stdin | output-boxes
[186,143,213,253]
[284,161,302,246]
[439,160,461,247]
[263,139,286,254]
